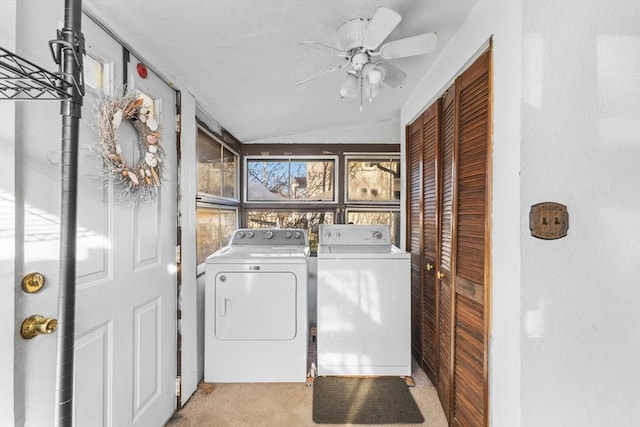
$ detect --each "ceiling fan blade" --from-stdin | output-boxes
[299,41,348,57]
[296,63,346,86]
[379,32,438,60]
[362,7,402,50]
[376,61,407,88]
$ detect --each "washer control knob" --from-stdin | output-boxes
[285,231,292,239]
[373,230,383,240]
[247,231,254,238]
[295,231,302,239]
[237,231,245,238]
[264,230,274,239]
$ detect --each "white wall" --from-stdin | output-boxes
[520,2,640,426]
[0,1,17,425]
[403,1,640,426]
[400,1,523,426]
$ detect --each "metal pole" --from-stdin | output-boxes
[55,0,83,425]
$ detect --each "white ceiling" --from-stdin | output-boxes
[85,0,477,143]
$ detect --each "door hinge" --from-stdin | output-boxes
[175,114,181,132]
[176,376,181,396]
[176,245,181,264]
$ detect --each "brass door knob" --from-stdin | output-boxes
[426,263,434,271]
[21,315,58,339]
[21,272,46,293]
[437,271,445,279]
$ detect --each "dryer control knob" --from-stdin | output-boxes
[264,230,274,239]
[373,230,383,240]
[247,232,254,238]
[237,231,245,238]
[285,232,292,239]
[295,231,302,239]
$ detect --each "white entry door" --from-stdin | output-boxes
[11,12,177,426]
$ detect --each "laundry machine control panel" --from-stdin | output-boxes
[231,228,308,246]
[319,224,391,246]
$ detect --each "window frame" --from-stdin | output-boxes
[195,124,241,272]
[195,203,239,269]
[344,153,402,205]
[243,155,339,204]
[196,125,240,204]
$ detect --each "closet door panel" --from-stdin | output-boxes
[437,87,455,420]
[421,104,440,382]
[407,120,424,361]
[452,51,490,427]
[453,294,484,427]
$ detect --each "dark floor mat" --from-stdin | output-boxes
[312,376,424,424]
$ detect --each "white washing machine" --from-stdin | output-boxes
[317,224,411,376]
[204,228,309,382]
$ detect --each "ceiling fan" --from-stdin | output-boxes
[297,6,437,109]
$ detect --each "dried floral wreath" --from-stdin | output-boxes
[94,91,164,203]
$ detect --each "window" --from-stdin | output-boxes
[83,54,107,92]
[196,126,239,265]
[242,148,401,252]
[246,210,335,252]
[346,209,401,247]
[198,128,238,200]
[344,155,401,246]
[346,156,401,202]
[245,157,336,202]
[196,206,237,265]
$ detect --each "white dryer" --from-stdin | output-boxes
[317,224,411,376]
[204,228,309,382]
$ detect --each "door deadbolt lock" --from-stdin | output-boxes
[21,315,58,340]
[21,272,46,293]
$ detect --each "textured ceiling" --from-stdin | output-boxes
[85,0,477,143]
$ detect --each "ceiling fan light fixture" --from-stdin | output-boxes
[339,72,359,98]
[362,62,385,86]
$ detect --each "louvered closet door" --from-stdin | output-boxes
[437,87,456,421]
[421,103,440,382]
[408,119,424,361]
[452,51,490,427]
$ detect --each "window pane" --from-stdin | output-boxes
[293,161,334,201]
[196,207,237,264]
[246,158,335,201]
[197,131,222,196]
[347,158,400,201]
[83,54,104,91]
[219,209,236,249]
[346,210,401,247]
[247,211,335,252]
[247,160,289,200]
[222,147,237,199]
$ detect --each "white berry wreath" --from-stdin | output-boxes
[94,91,164,203]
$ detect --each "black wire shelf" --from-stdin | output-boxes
[0,46,71,100]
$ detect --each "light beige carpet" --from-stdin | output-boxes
[165,360,447,427]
